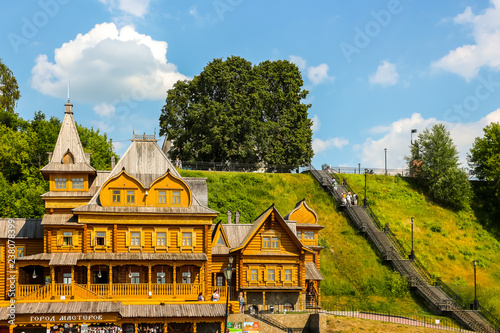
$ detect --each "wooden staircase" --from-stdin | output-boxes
[307,165,499,333]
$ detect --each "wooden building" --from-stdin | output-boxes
[0,102,323,333]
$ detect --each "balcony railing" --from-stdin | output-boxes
[16,283,204,301]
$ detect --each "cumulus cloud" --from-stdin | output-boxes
[289,55,307,71]
[313,137,349,154]
[369,61,399,86]
[311,114,320,132]
[307,63,333,85]
[355,109,500,169]
[93,102,116,117]
[31,22,188,105]
[99,0,151,17]
[432,0,500,80]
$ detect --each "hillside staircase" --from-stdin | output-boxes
[307,165,499,333]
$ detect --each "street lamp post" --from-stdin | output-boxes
[223,257,234,333]
[364,169,368,207]
[473,260,479,310]
[384,148,387,175]
[411,129,417,144]
[358,163,360,174]
[409,217,415,260]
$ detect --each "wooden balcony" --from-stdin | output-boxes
[17,282,204,301]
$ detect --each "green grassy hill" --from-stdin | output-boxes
[179,170,434,315]
[339,173,500,316]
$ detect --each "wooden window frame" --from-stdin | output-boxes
[172,190,181,205]
[283,266,294,286]
[57,230,78,249]
[152,228,170,251]
[126,190,135,204]
[247,265,260,286]
[304,231,315,240]
[158,190,167,205]
[178,228,196,252]
[90,227,110,250]
[112,190,121,203]
[72,177,84,190]
[16,246,25,258]
[55,178,67,190]
[265,265,277,286]
[126,228,144,251]
[261,230,281,252]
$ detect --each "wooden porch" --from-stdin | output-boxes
[17,282,204,301]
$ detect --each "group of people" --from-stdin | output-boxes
[198,290,245,313]
[331,177,358,206]
[341,191,358,206]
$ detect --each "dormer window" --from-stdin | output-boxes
[112,190,121,203]
[72,178,84,189]
[158,191,167,204]
[63,151,74,164]
[172,191,181,204]
[55,178,67,189]
[304,231,315,240]
[127,191,135,204]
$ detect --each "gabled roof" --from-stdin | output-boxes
[211,221,230,254]
[41,102,96,176]
[73,138,217,215]
[230,205,313,253]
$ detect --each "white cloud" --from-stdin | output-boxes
[356,109,500,169]
[432,1,500,80]
[307,63,333,85]
[289,55,306,71]
[99,0,151,18]
[311,114,320,132]
[93,102,116,117]
[313,137,349,154]
[31,22,188,105]
[369,61,399,86]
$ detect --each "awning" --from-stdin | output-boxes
[305,262,324,281]
[17,252,208,265]
[120,303,226,318]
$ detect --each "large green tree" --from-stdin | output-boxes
[0,59,22,128]
[159,56,313,168]
[468,122,500,231]
[407,123,471,210]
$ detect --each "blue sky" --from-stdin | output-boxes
[2,0,500,170]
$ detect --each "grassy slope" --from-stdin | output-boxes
[340,173,500,316]
[179,170,433,315]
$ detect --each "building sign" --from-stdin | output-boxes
[15,313,118,324]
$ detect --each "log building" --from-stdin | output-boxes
[0,102,323,333]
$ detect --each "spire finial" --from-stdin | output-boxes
[67,67,71,103]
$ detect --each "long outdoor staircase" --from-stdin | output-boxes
[307,165,500,333]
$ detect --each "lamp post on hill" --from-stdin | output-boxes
[223,256,234,332]
[384,148,387,175]
[409,217,416,260]
[364,169,368,207]
[473,260,479,310]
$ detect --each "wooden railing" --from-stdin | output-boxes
[18,284,43,298]
[74,284,105,300]
[151,283,173,295]
[89,283,109,296]
[53,283,72,296]
[16,282,203,301]
[176,283,201,296]
[112,283,149,296]
[17,284,51,301]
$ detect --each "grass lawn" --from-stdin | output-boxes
[179,170,438,316]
